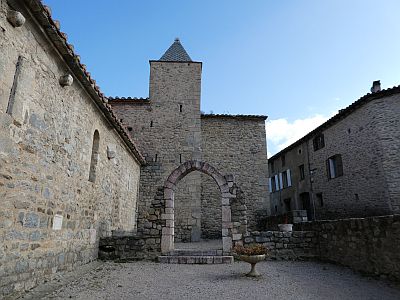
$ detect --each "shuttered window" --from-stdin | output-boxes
[281,169,292,188]
[327,154,343,179]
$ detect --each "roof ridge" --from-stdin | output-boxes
[201,113,267,120]
[109,97,149,100]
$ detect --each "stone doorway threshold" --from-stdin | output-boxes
[159,239,233,264]
[175,239,222,250]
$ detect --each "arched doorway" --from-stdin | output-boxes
[161,160,247,254]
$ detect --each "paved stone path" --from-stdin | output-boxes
[23,260,400,300]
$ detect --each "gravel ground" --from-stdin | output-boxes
[23,260,400,300]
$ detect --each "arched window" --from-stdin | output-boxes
[89,130,100,182]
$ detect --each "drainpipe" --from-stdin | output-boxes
[306,139,316,221]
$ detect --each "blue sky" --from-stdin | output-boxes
[44,0,400,156]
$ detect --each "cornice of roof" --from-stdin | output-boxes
[269,85,400,160]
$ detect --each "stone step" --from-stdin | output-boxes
[158,255,233,264]
[167,249,223,256]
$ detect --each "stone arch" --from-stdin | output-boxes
[161,160,247,254]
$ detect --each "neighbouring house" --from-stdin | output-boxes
[268,80,400,220]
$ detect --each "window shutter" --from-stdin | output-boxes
[336,154,343,176]
[275,174,279,191]
[287,169,292,187]
[268,178,272,193]
[326,159,331,179]
[328,157,336,178]
[279,173,283,190]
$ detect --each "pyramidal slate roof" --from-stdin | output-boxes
[159,38,192,62]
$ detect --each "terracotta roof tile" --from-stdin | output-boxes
[201,113,267,120]
[108,97,150,104]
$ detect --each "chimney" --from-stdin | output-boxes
[370,80,381,93]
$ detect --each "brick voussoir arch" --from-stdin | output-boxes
[161,160,242,254]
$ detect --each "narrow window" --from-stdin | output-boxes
[154,154,158,162]
[278,173,283,190]
[274,205,278,213]
[327,154,343,179]
[316,193,323,207]
[299,164,305,180]
[284,198,291,212]
[89,130,100,182]
[150,121,153,127]
[281,154,286,167]
[355,193,359,201]
[271,176,276,192]
[282,171,288,188]
[7,56,23,115]
[274,174,279,191]
[179,154,182,163]
[179,104,183,112]
[281,170,292,188]
[313,134,325,151]
[287,169,291,187]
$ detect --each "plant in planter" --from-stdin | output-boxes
[278,214,293,232]
[234,244,268,277]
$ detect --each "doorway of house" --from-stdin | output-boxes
[300,192,312,220]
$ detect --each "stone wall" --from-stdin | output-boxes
[245,215,400,280]
[99,188,166,262]
[295,214,400,281]
[0,1,142,297]
[201,115,270,231]
[200,174,222,239]
[371,95,400,213]
[243,231,317,260]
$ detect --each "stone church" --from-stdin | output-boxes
[110,38,269,242]
[0,0,269,296]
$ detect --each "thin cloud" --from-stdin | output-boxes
[266,114,333,157]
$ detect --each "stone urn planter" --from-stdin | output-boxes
[278,224,293,232]
[234,244,268,277]
[240,254,266,277]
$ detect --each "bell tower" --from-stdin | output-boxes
[149,38,203,241]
